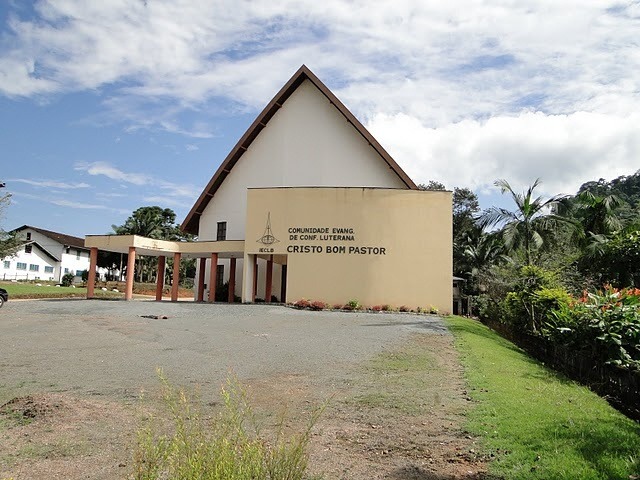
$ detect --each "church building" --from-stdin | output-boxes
[85,65,452,312]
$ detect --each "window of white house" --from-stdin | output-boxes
[76,249,81,260]
[66,247,70,254]
[44,266,54,273]
[25,244,32,254]
[3,260,9,269]
[17,262,27,270]
[26,232,31,240]
[64,268,69,273]
[29,264,39,272]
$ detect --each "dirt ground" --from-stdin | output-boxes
[0,300,486,479]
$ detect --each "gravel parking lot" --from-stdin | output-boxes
[0,298,449,404]
[1,299,486,480]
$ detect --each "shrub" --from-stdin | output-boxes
[293,299,310,309]
[133,371,323,479]
[309,300,327,311]
[428,305,439,314]
[371,305,383,312]
[332,304,343,310]
[398,305,410,312]
[544,286,640,370]
[61,273,75,287]
[381,304,392,312]
[345,299,360,311]
[474,293,505,323]
[500,266,569,333]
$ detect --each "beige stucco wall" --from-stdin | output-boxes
[245,187,452,313]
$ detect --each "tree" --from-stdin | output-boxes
[576,172,640,227]
[97,250,124,281]
[478,179,572,266]
[0,187,21,259]
[463,232,506,279]
[112,206,194,283]
[417,180,446,191]
[452,187,482,276]
[112,206,182,240]
[573,190,623,238]
[583,229,640,287]
[419,181,483,277]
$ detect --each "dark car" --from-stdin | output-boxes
[0,288,7,307]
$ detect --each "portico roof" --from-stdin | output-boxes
[84,235,245,259]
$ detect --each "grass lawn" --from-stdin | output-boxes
[0,282,122,299]
[447,316,640,480]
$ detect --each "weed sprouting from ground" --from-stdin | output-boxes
[132,370,324,480]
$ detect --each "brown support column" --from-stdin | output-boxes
[253,256,258,302]
[171,252,181,302]
[155,256,166,301]
[125,247,136,301]
[87,247,98,299]
[208,253,218,302]
[197,257,206,302]
[265,255,273,303]
[228,258,236,303]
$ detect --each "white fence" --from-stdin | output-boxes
[2,272,58,281]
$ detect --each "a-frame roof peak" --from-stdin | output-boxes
[181,65,417,234]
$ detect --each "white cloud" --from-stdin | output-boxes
[74,161,150,185]
[3,1,639,123]
[74,161,200,199]
[95,192,127,198]
[368,110,640,197]
[49,199,110,210]
[2,1,640,194]
[9,178,90,189]
[185,144,198,151]
[12,191,129,214]
[143,196,191,209]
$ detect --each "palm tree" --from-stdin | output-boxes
[574,190,623,237]
[463,232,506,278]
[478,179,571,265]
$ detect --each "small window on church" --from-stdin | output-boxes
[25,244,32,254]
[217,222,227,241]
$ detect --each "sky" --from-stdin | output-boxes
[1,0,639,238]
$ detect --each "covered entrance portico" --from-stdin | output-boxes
[84,235,245,302]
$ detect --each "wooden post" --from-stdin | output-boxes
[197,257,206,302]
[87,247,98,299]
[208,253,218,302]
[265,255,273,303]
[228,258,236,303]
[125,247,136,301]
[171,252,181,302]
[155,256,166,301]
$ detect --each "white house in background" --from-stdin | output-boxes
[1,225,93,282]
